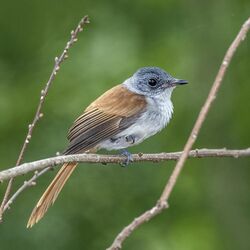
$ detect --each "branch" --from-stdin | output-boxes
[107,17,250,250]
[3,168,50,212]
[0,16,90,221]
[0,148,250,182]
[1,148,250,212]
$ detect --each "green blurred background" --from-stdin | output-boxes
[0,0,249,249]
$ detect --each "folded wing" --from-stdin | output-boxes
[64,84,146,154]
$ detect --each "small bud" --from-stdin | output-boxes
[56,151,60,156]
[28,124,33,129]
[79,27,83,32]
[41,89,45,95]
[150,206,158,214]
[64,54,69,59]
[222,61,228,66]
[73,38,78,42]
[30,181,36,186]
[27,135,31,139]
[55,56,59,62]
[71,30,74,36]
[34,170,39,175]
[39,113,44,118]
[25,139,29,144]
[55,66,60,71]
[40,96,44,100]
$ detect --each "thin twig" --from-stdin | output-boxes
[107,17,250,250]
[0,148,250,182]
[0,15,90,221]
[3,168,50,212]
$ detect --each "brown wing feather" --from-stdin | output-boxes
[65,84,146,155]
[86,84,146,116]
[65,117,121,154]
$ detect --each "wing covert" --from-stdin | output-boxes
[64,84,146,154]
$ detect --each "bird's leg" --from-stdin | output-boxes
[125,135,135,144]
[120,149,133,167]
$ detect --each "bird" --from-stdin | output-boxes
[27,66,188,227]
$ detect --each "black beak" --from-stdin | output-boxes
[172,79,188,85]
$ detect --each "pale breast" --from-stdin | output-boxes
[99,90,173,151]
[126,94,173,142]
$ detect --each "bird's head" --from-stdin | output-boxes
[124,66,188,98]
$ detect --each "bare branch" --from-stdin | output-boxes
[0,16,90,221]
[0,148,249,213]
[0,148,250,182]
[159,17,250,203]
[3,168,50,212]
[107,17,250,250]
[107,202,169,250]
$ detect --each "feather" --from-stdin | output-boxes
[27,162,77,228]
[27,84,147,227]
[65,84,146,154]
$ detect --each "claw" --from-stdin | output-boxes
[125,135,135,144]
[120,149,133,167]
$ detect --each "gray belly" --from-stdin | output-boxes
[99,110,170,151]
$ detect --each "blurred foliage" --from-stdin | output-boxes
[0,0,250,250]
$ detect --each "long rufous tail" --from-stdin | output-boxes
[27,162,77,228]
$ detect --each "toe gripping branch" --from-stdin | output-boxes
[120,149,133,167]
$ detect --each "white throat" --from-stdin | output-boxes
[145,89,174,127]
[123,77,174,121]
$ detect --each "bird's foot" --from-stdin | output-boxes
[125,135,135,144]
[120,149,133,167]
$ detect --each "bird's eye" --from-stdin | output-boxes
[148,78,157,87]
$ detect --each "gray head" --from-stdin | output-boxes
[124,66,188,97]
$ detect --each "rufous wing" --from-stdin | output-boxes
[65,84,146,155]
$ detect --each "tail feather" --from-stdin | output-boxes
[27,162,77,228]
